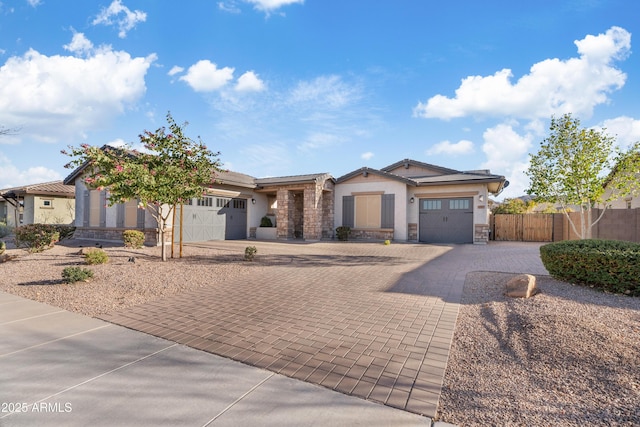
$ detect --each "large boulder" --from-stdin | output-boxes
[505,274,538,298]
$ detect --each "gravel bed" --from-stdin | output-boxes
[436,271,640,426]
[0,240,257,317]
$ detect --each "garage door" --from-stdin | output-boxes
[174,197,247,242]
[419,197,473,244]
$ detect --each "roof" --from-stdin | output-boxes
[1,181,75,198]
[214,170,257,189]
[380,159,459,175]
[335,167,417,186]
[255,173,334,187]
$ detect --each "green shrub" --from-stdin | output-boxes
[123,230,145,248]
[244,246,257,261]
[0,221,12,238]
[0,241,5,255]
[260,216,273,227]
[14,224,60,253]
[62,266,94,284]
[540,239,640,296]
[84,248,109,265]
[384,239,391,246]
[336,226,351,241]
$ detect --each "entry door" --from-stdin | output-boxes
[419,197,473,243]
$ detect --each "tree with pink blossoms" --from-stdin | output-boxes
[64,113,223,261]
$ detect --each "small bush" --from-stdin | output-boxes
[540,239,640,296]
[84,248,109,265]
[53,224,76,241]
[384,239,391,245]
[244,246,257,261]
[123,230,145,248]
[336,226,351,241]
[260,216,273,227]
[62,266,94,284]
[0,221,12,238]
[14,224,60,253]
[0,241,5,255]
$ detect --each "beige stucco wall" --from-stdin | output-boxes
[32,195,75,224]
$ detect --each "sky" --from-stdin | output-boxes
[1,0,639,200]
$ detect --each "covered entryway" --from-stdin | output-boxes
[419,197,473,243]
[175,196,247,243]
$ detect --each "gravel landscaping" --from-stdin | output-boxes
[1,239,639,426]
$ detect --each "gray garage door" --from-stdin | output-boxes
[419,197,473,244]
[174,197,247,242]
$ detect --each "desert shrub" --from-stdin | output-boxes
[260,216,273,227]
[123,230,145,248]
[336,226,351,241]
[0,241,5,255]
[0,221,12,238]
[384,239,391,245]
[540,239,640,296]
[84,248,109,265]
[14,224,60,253]
[244,246,257,261]
[62,266,94,284]
[53,224,76,241]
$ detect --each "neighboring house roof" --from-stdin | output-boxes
[255,173,334,187]
[1,181,75,199]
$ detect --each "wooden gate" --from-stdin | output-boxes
[493,214,553,242]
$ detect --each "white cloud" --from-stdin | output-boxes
[63,32,94,56]
[0,36,155,143]
[297,132,345,152]
[599,116,640,150]
[180,60,235,92]
[235,71,265,92]
[92,0,147,39]
[289,75,361,109]
[361,151,374,161]
[414,26,630,120]
[168,66,184,76]
[480,123,534,198]
[244,0,303,14]
[218,1,241,13]
[0,152,61,189]
[426,139,474,156]
[26,0,42,7]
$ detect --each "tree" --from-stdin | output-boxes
[64,113,223,261]
[491,197,535,214]
[526,113,640,239]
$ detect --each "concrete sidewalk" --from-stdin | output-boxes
[0,291,432,426]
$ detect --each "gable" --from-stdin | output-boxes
[385,164,446,178]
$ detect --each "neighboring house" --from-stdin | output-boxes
[63,157,506,245]
[334,159,507,244]
[0,181,75,227]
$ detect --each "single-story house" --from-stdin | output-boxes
[0,181,75,227]
[334,159,507,244]
[63,157,506,245]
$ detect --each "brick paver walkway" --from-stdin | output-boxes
[99,241,547,417]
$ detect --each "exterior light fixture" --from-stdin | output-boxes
[251,198,256,204]
[409,197,415,203]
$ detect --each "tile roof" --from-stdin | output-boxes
[0,181,75,197]
[255,173,334,186]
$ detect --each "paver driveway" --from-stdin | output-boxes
[100,241,547,417]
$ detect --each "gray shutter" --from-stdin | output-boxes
[83,191,90,227]
[342,196,354,228]
[116,204,125,228]
[136,200,145,228]
[99,191,107,227]
[381,194,395,229]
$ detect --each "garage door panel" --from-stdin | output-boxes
[174,197,247,243]
[419,197,473,244]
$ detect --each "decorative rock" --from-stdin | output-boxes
[505,274,538,298]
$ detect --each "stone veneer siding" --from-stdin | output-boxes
[275,179,334,240]
[474,224,490,244]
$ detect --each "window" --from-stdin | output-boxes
[355,195,381,228]
[449,199,470,210]
[233,199,246,209]
[197,197,214,207]
[89,190,101,227]
[42,199,52,208]
[216,198,230,208]
[422,200,441,210]
[343,194,394,229]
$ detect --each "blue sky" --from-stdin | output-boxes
[1,0,639,199]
